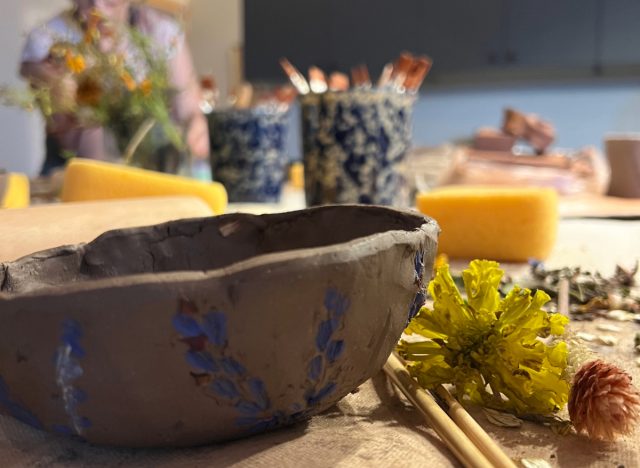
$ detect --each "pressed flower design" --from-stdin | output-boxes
[52,319,91,436]
[173,288,350,434]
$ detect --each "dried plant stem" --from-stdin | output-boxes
[123,118,156,165]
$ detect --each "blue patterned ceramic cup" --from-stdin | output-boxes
[209,107,289,203]
[301,90,415,206]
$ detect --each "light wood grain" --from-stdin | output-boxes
[0,196,213,262]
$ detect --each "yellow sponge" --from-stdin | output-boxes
[61,159,228,214]
[289,162,304,190]
[416,186,558,262]
[1,173,30,209]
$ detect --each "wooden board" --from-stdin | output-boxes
[0,196,213,262]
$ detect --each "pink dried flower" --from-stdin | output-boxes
[568,359,640,441]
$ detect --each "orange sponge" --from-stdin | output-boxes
[61,159,227,214]
[416,186,558,262]
[0,173,30,209]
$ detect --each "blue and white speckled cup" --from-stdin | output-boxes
[301,90,415,206]
[209,107,289,203]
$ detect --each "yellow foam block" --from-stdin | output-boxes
[416,186,558,262]
[289,162,304,190]
[1,173,30,209]
[61,159,228,214]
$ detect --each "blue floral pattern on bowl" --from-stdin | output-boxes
[0,319,91,437]
[52,319,91,436]
[301,90,415,206]
[408,249,427,325]
[209,107,289,203]
[173,287,350,434]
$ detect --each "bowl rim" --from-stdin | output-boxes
[0,205,439,300]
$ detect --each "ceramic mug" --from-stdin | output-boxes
[605,134,640,198]
[209,107,289,203]
[300,90,415,206]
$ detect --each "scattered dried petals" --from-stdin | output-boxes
[482,408,522,428]
[521,459,552,468]
[606,310,635,322]
[596,323,621,333]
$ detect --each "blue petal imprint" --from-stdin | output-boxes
[200,312,227,346]
[55,319,91,435]
[0,376,43,429]
[172,314,202,338]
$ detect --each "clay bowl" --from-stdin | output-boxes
[0,205,439,447]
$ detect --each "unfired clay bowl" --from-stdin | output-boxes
[0,205,438,447]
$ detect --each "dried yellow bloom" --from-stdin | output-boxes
[398,260,570,416]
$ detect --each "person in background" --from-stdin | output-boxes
[20,0,209,175]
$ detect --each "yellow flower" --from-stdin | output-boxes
[65,52,86,74]
[140,79,153,96]
[398,260,570,416]
[120,71,136,91]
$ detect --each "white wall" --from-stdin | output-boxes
[0,0,67,176]
[188,0,243,99]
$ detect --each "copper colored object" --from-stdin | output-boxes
[351,64,371,89]
[391,52,415,90]
[502,108,555,154]
[404,56,432,93]
[328,72,350,91]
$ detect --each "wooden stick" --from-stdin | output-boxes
[434,385,518,468]
[558,278,570,317]
[383,353,494,468]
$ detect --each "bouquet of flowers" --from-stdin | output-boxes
[3,9,184,169]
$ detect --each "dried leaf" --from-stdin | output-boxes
[596,323,621,333]
[636,357,640,368]
[576,332,596,342]
[607,310,635,322]
[549,418,574,436]
[595,335,618,346]
[521,459,552,468]
[482,408,522,428]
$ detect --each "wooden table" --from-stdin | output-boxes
[0,192,638,467]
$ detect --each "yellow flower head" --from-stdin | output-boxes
[65,52,86,74]
[399,259,570,416]
[140,78,153,96]
[120,71,136,91]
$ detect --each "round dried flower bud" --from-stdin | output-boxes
[568,359,640,441]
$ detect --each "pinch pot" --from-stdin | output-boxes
[0,205,438,447]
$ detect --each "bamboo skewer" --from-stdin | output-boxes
[434,385,518,468]
[383,353,494,468]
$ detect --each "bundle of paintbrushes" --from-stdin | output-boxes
[279,52,432,96]
[199,74,296,114]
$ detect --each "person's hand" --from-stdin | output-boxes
[185,113,210,160]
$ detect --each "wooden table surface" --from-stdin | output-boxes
[0,191,639,467]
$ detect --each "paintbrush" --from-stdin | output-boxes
[329,72,350,91]
[308,66,328,94]
[405,56,433,94]
[279,58,310,95]
[377,63,394,88]
[391,52,415,92]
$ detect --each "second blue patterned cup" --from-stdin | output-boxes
[300,90,415,206]
[209,107,289,203]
